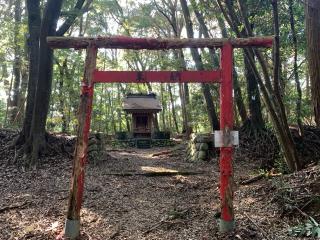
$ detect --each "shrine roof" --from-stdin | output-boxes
[123,93,162,113]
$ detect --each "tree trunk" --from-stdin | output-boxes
[56,0,86,36]
[244,54,264,128]
[160,83,166,129]
[29,0,64,166]
[271,0,302,171]
[193,0,247,126]
[233,68,248,124]
[216,12,248,124]
[14,0,87,160]
[178,82,190,134]
[289,0,303,134]
[191,0,219,68]
[107,90,117,134]
[117,83,131,132]
[104,87,110,134]
[4,72,14,127]
[173,49,192,137]
[145,82,160,131]
[167,84,179,133]
[117,84,122,132]
[201,84,220,130]
[180,0,219,131]
[220,0,260,127]
[226,0,263,128]
[20,0,41,144]
[17,39,30,126]
[306,71,310,97]
[56,58,68,133]
[9,0,22,124]
[217,0,302,171]
[305,0,320,126]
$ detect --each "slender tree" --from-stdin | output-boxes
[216,0,302,171]
[234,0,264,128]
[289,0,303,134]
[244,54,264,129]
[197,3,248,124]
[154,0,191,135]
[168,83,179,133]
[56,58,68,133]
[9,0,22,123]
[305,0,320,126]
[180,0,220,131]
[160,83,166,129]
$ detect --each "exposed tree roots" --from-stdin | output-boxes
[237,120,279,168]
[2,129,76,169]
[2,125,320,171]
[290,125,320,166]
[238,122,320,169]
[2,130,114,169]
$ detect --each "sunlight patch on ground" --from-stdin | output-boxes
[113,151,133,156]
[240,196,257,205]
[141,166,178,173]
[45,221,60,232]
[5,213,63,239]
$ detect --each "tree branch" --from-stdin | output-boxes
[154,0,178,36]
[56,0,89,36]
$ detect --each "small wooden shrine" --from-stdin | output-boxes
[123,93,162,138]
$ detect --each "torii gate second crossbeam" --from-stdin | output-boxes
[47,35,273,239]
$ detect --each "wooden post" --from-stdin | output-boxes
[219,42,235,232]
[64,46,97,239]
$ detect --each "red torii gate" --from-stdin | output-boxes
[47,35,273,239]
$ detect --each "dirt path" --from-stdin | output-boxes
[81,148,221,239]
[0,144,304,239]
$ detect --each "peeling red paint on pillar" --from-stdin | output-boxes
[219,42,234,224]
[75,84,94,213]
[66,46,97,230]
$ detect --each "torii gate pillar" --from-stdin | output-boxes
[219,42,235,231]
[64,46,97,238]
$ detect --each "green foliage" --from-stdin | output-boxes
[274,155,290,174]
[0,0,315,139]
[0,99,6,127]
[288,217,320,238]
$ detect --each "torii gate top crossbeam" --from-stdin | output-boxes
[47,35,273,50]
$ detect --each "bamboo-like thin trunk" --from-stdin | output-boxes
[10,0,22,124]
[4,71,14,126]
[180,0,220,131]
[216,0,302,171]
[160,83,166,129]
[168,83,179,133]
[289,0,303,134]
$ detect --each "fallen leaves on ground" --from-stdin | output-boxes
[0,129,319,239]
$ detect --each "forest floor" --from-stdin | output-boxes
[0,129,319,240]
